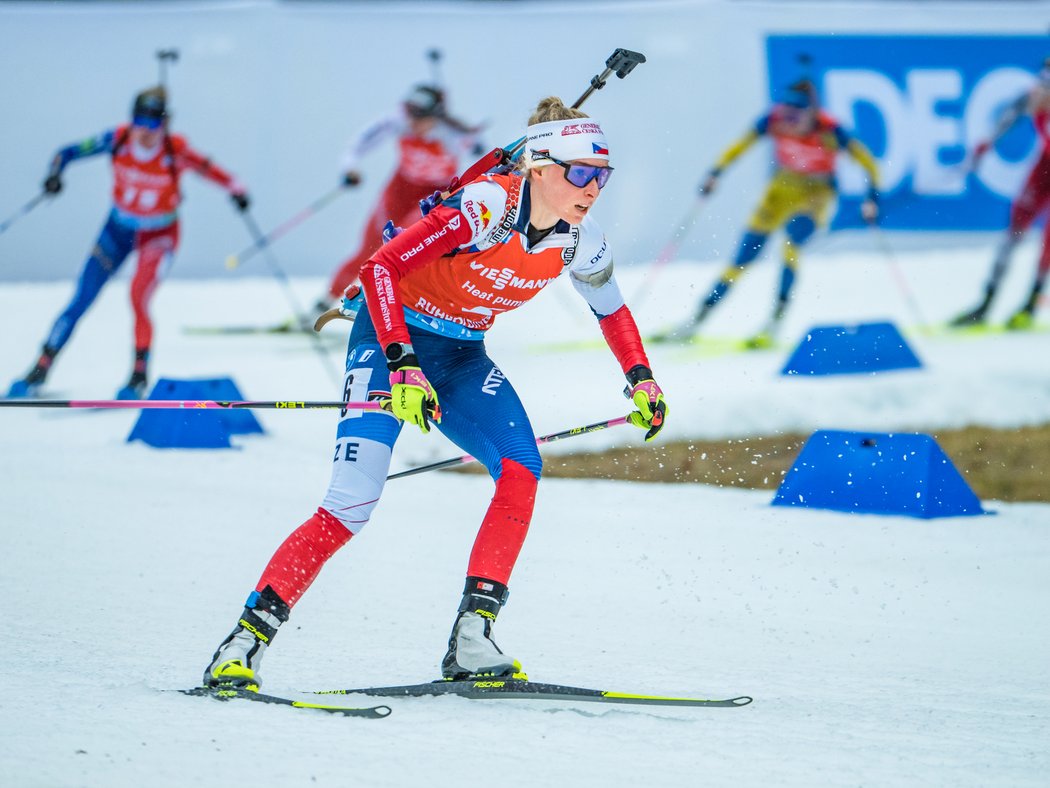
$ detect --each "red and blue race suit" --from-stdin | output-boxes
[252,171,652,609]
[41,126,241,354]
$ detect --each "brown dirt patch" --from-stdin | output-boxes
[454,424,1050,503]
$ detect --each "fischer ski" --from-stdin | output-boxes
[181,686,391,718]
[314,678,752,708]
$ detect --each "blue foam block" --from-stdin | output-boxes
[127,377,265,449]
[772,430,985,518]
[781,321,922,376]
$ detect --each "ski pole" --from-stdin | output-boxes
[236,209,343,385]
[156,48,179,91]
[868,223,929,330]
[503,48,646,162]
[447,48,646,194]
[0,399,387,411]
[226,185,346,270]
[426,48,443,88]
[0,192,47,236]
[386,415,631,481]
[630,196,707,309]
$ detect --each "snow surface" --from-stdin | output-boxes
[1,242,1048,787]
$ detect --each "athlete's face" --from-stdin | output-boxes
[782,105,817,134]
[408,115,439,136]
[530,157,608,226]
[131,123,164,148]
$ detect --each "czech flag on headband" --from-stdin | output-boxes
[592,142,609,155]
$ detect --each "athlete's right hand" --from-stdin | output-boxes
[343,170,362,187]
[43,174,62,195]
[386,345,440,433]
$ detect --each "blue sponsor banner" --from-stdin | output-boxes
[766,35,1048,230]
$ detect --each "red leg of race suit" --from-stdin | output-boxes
[129,223,178,351]
[466,459,538,586]
[255,507,353,607]
[1008,151,1050,233]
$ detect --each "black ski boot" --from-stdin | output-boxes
[441,577,524,680]
[116,349,150,400]
[7,345,57,398]
[950,293,993,327]
[203,586,290,690]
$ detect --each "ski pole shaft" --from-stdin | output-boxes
[505,48,645,162]
[226,185,345,270]
[386,415,631,481]
[572,48,647,109]
[630,196,707,309]
[869,224,929,328]
[0,192,47,236]
[0,399,386,411]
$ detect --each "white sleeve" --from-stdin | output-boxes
[454,178,511,248]
[567,217,625,317]
[339,113,405,172]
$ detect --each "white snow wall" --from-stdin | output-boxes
[0,0,1047,281]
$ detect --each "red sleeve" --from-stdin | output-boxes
[360,204,473,347]
[598,305,651,375]
[175,137,241,192]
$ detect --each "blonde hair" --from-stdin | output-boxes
[519,97,589,174]
[527,96,588,125]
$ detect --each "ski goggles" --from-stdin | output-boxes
[132,113,165,130]
[542,154,614,190]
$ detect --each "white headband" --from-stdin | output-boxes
[525,118,610,165]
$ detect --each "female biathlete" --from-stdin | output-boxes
[7,87,249,399]
[659,79,880,348]
[319,84,484,311]
[203,97,668,689]
[953,61,1050,330]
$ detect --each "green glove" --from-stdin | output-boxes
[624,365,668,442]
[386,343,440,433]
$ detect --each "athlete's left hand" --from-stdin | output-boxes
[861,187,879,225]
[382,220,403,244]
[624,366,668,442]
[231,191,250,212]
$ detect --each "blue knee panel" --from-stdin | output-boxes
[733,231,768,266]
[785,215,817,245]
[778,266,797,303]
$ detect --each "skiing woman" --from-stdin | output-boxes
[6,87,249,399]
[204,96,668,689]
[952,59,1050,329]
[319,83,485,309]
[660,79,880,347]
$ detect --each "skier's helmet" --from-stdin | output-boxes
[404,84,446,119]
[132,87,168,129]
[781,79,819,110]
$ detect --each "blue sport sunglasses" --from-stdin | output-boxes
[545,155,614,190]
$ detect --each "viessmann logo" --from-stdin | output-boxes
[767,34,1049,230]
